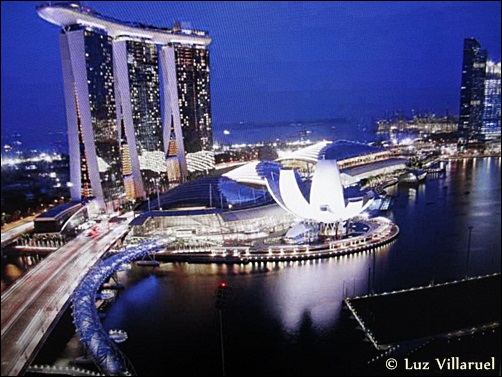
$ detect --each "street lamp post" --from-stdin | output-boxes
[465,226,473,279]
[215,283,232,376]
[156,180,161,210]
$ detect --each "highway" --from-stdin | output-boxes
[1,221,34,248]
[1,222,128,376]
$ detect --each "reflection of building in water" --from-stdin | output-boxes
[267,245,391,331]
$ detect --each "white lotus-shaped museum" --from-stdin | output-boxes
[265,159,373,223]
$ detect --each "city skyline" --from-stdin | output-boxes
[1,1,501,151]
[1,2,500,375]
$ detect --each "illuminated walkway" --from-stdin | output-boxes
[157,217,399,263]
[26,364,104,376]
[71,239,167,376]
[1,223,128,376]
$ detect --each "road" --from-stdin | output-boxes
[1,221,34,248]
[1,222,128,376]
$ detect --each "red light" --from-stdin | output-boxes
[219,282,226,287]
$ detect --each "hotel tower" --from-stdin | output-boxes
[37,1,214,208]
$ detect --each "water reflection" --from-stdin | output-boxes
[31,157,502,376]
[269,251,371,332]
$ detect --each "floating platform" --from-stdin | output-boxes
[345,274,501,349]
[108,329,128,343]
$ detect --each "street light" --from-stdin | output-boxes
[465,226,473,279]
[156,178,161,209]
[215,283,232,376]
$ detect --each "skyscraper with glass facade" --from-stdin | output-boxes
[37,2,214,207]
[58,25,124,208]
[481,61,501,140]
[458,38,487,143]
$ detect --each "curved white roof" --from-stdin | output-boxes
[222,160,264,185]
[276,141,331,163]
[37,3,211,46]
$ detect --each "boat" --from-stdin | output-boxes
[99,289,116,300]
[400,169,427,183]
[108,329,128,343]
[136,260,160,267]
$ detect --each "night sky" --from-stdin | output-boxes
[1,1,500,151]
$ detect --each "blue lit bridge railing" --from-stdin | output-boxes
[71,239,167,376]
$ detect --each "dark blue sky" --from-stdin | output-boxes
[1,1,500,149]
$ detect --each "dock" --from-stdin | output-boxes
[345,274,501,350]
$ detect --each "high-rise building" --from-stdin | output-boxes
[59,25,124,208]
[113,39,167,198]
[37,2,214,206]
[173,40,213,180]
[481,61,501,140]
[458,38,487,143]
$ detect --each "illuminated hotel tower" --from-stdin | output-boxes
[37,2,214,203]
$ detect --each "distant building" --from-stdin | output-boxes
[376,114,458,140]
[458,38,487,143]
[481,61,501,140]
[37,2,214,209]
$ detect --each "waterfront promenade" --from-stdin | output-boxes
[137,216,399,264]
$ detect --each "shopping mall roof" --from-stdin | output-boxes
[276,141,331,163]
[134,176,275,214]
[132,140,387,224]
[223,160,282,186]
[321,140,387,161]
[342,158,407,177]
[275,140,386,164]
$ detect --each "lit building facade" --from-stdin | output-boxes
[59,25,124,208]
[113,38,167,198]
[130,141,400,242]
[481,61,501,140]
[458,38,487,143]
[37,2,214,206]
[174,43,214,179]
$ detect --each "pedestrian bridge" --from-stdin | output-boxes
[71,238,167,376]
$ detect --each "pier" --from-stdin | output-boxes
[345,274,501,350]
